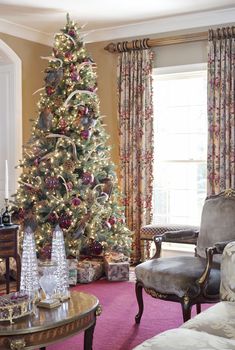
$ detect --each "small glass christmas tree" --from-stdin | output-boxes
[51,225,70,300]
[20,227,39,296]
[14,14,132,258]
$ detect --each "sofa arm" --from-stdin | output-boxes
[213,240,233,254]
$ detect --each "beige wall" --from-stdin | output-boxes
[0,33,50,145]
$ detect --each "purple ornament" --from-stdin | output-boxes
[80,129,90,140]
[71,72,79,81]
[68,29,76,36]
[45,176,60,190]
[90,241,103,255]
[72,197,81,206]
[82,172,94,185]
[67,182,73,192]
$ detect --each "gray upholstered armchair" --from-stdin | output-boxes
[135,190,235,323]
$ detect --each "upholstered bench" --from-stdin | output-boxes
[133,241,235,350]
[140,224,199,261]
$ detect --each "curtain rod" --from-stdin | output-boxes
[104,31,208,53]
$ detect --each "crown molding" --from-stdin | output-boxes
[0,18,53,46]
[0,7,235,46]
[83,7,235,43]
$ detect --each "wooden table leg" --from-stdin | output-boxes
[84,320,96,350]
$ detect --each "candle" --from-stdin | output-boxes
[5,160,9,200]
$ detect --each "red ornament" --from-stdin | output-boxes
[48,212,58,224]
[119,217,125,224]
[65,51,73,60]
[108,216,117,226]
[46,86,55,96]
[59,214,72,229]
[72,197,81,206]
[39,243,52,260]
[14,207,25,221]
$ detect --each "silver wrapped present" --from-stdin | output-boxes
[104,253,130,281]
[77,259,104,284]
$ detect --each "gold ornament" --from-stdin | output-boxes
[63,159,76,172]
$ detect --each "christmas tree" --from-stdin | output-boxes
[14,15,132,258]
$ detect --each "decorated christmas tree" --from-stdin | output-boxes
[14,15,132,258]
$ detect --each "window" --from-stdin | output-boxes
[153,64,207,226]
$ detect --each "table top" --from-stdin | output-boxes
[0,291,99,336]
[0,225,19,232]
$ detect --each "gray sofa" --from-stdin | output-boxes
[133,241,235,349]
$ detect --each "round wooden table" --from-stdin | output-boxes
[0,291,101,350]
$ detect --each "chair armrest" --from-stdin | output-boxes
[151,229,199,259]
[197,243,227,291]
[155,229,199,244]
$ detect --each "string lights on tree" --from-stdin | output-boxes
[14,14,132,258]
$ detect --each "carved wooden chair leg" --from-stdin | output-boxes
[135,281,144,324]
[181,297,192,322]
[196,303,201,314]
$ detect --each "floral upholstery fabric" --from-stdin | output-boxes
[132,328,235,350]
[117,49,154,263]
[207,27,235,195]
[183,301,235,339]
[220,241,235,302]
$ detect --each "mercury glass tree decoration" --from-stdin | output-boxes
[20,226,39,296]
[51,225,70,300]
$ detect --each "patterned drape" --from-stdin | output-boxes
[207,27,235,195]
[117,49,154,263]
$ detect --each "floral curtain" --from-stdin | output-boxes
[117,49,154,263]
[207,27,235,194]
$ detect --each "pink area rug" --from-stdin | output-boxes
[48,279,212,350]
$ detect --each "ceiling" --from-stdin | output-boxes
[0,0,235,45]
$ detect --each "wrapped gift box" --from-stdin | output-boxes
[67,259,78,285]
[104,253,130,281]
[77,259,104,284]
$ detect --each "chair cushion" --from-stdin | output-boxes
[132,328,235,350]
[182,301,235,339]
[135,257,220,298]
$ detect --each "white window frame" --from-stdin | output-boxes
[152,63,207,255]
